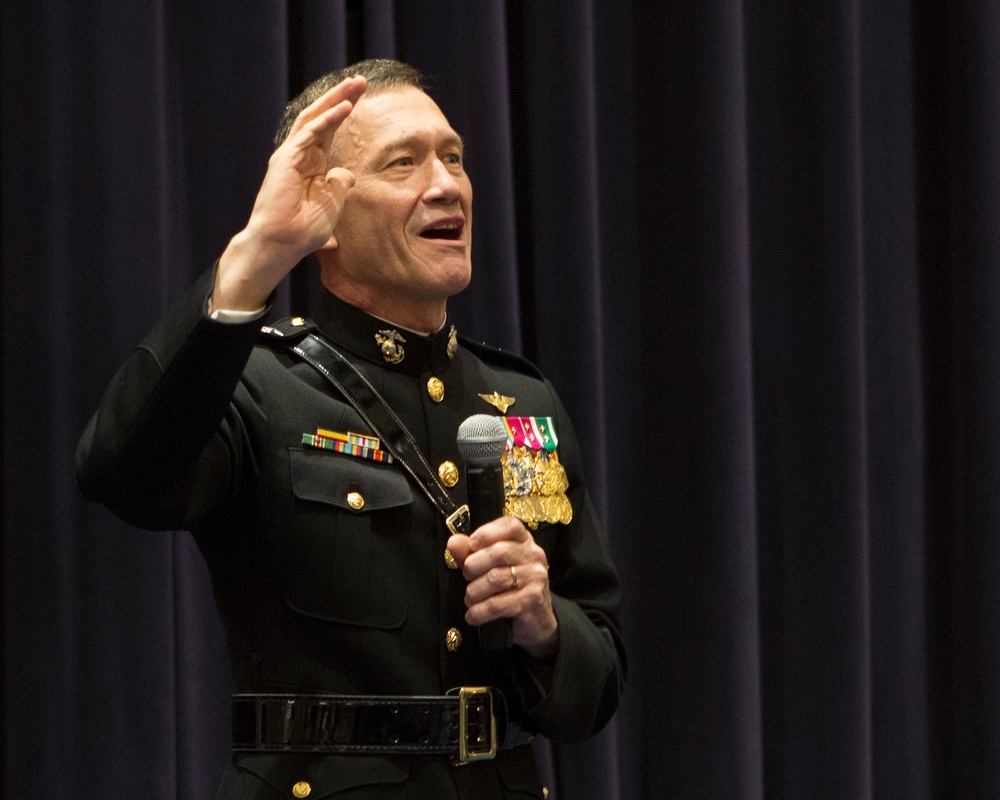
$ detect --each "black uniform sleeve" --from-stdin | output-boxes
[507,382,627,741]
[76,266,264,530]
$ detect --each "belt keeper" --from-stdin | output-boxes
[446,504,471,535]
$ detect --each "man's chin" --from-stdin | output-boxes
[423,256,472,296]
[443,266,472,297]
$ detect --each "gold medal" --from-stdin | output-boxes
[501,445,572,528]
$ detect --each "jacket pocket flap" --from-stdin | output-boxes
[290,448,411,511]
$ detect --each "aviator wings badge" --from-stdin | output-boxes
[479,392,516,414]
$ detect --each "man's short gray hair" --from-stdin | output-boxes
[273,59,425,148]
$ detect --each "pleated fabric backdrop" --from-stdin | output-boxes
[2,1,998,798]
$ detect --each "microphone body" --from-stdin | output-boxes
[456,415,513,650]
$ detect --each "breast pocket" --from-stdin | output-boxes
[285,448,413,629]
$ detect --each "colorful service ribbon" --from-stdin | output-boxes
[502,416,558,452]
[302,429,394,463]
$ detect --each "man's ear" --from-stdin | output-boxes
[317,234,339,250]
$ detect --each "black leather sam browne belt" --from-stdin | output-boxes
[231,688,533,765]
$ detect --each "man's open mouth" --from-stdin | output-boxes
[419,222,464,241]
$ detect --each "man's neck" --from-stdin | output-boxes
[323,282,447,334]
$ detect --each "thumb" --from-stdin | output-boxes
[445,534,473,566]
[326,166,356,191]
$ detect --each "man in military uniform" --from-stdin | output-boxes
[77,59,625,800]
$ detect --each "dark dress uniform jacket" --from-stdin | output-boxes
[76,268,626,800]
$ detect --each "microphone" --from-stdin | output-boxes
[456,414,512,650]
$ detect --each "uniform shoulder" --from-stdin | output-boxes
[459,336,545,381]
[257,316,317,345]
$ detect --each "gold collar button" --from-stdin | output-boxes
[427,377,445,403]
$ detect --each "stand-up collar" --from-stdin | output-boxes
[311,291,459,376]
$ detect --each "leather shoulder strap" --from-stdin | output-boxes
[290,332,471,535]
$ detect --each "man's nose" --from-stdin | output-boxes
[423,159,462,202]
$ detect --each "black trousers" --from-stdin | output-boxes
[214,749,546,800]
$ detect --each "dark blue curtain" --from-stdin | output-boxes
[3,1,998,798]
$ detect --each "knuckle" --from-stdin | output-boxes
[461,552,484,580]
[487,567,507,589]
[524,581,546,604]
[489,542,510,563]
[485,594,507,618]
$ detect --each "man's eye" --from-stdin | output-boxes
[391,156,414,167]
[443,153,462,165]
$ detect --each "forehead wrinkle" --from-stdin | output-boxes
[329,86,464,171]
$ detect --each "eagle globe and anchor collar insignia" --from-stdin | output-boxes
[376,325,458,365]
[375,329,406,364]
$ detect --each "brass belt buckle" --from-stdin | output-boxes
[455,686,497,765]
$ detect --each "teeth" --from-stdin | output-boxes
[420,220,463,239]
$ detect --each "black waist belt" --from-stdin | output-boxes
[231,687,532,764]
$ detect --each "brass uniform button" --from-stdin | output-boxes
[438,460,459,487]
[446,627,462,652]
[427,377,445,403]
[290,317,306,327]
[443,549,459,570]
[542,788,549,799]
[292,781,312,798]
[346,491,364,511]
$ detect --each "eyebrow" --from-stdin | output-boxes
[367,131,465,168]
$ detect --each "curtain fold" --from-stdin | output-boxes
[3,1,999,798]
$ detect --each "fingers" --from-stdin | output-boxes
[461,517,544,578]
[464,558,558,658]
[325,166,356,189]
[285,77,367,150]
[468,515,529,551]
[446,517,530,572]
[286,75,367,144]
[458,517,548,608]
[316,167,355,203]
[450,518,558,658]
[294,99,355,151]
[464,561,548,607]
[445,533,473,568]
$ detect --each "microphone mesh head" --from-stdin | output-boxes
[456,414,508,464]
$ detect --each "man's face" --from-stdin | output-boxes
[323,85,473,329]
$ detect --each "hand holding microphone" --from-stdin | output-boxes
[455,414,511,650]
[450,415,559,658]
